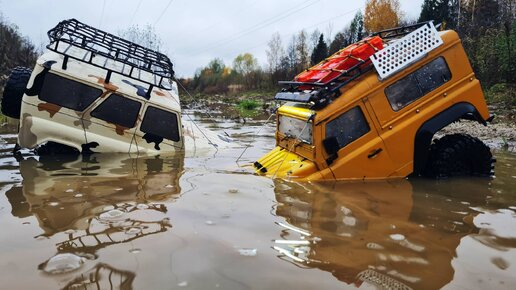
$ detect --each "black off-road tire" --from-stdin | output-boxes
[425,133,494,178]
[1,66,32,119]
[34,142,80,156]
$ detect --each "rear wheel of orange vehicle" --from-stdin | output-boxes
[425,133,494,178]
[1,66,32,119]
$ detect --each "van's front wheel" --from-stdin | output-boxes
[1,66,32,119]
[425,133,494,178]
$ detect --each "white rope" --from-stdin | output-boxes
[173,78,218,149]
[235,110,276,164]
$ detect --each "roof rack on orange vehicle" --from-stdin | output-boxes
[275,37,382,108]
[274,21,437,109]
[46,19,174,94]
[293,36,383,85]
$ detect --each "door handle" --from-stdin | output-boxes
[368,148,383,159]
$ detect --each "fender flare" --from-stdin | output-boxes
[413,102,486,175]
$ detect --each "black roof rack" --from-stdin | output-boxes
[275,61,374,109]
[274,21,434,109]
[47,19,174,91]
[372,21,434,39]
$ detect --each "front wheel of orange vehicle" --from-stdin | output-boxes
[425,133,495,178]
[1,66,32,119]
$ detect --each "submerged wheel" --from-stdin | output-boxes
[1,66,32,119]
[425,133,494,178]
[34,142,80,156]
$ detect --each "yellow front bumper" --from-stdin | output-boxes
[254,146,320,180]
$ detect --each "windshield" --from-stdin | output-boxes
[278,115,313,144]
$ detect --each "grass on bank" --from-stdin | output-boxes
[236,99,263,118]
[485,83,515,107]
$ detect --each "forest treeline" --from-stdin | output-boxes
[185,0,514,106]
[0,1,513,106]
[0,14,38,91]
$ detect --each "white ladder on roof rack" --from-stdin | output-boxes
[371,22,444,81]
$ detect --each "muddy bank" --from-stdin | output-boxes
[437,120,516,151]
[187,97,516,151]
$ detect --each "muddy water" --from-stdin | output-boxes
[0,112,515,290]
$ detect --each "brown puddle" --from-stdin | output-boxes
[0,114,514,289]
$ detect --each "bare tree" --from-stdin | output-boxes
[281,35,298,78]
[325,22,334,45]
[309,29,322,54]
[118,24,163,52]
[266,32,284,74]
[296,30,310,71]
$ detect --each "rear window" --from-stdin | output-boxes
[326,106,370,149]
[39,73,102,111]
[91,94,141,128]
[140,106,180,142]
[385,57,451,111]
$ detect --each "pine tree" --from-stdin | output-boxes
[329,32,348,55]
[310,34,329,65]
[348,12,364,44]
[418,0,458,29]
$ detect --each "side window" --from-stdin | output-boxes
[140,106,180,142]
[39,73,102,111]
[385,57,451,111]
[91,94,141,128]
[326,106,370,150]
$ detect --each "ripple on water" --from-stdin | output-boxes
[41,253,85,274]
[125,227,143,235]
[390,234,406,241]
[238,248,257,256]
[366,242,385,250]
[136,204,149,210]
[178,281,188,287]
[491,257,510,270]
[99,209,125,221]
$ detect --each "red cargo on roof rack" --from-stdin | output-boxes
[294,36,383,84]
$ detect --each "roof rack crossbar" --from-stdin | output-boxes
[372,21,433,39]
[46,19,174,90]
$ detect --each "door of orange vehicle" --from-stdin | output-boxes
[318,101,398,180]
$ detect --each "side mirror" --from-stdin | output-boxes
[322,136,340,165]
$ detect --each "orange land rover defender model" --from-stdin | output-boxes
[255,22,494,181]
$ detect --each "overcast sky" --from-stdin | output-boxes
[0,0,423,77]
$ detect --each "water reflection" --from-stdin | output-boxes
[272,178,496,289]
[5,153,183,286]
[61,263,135,290]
